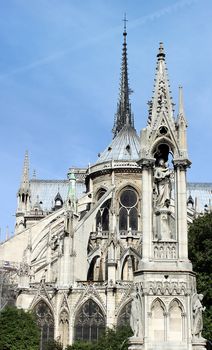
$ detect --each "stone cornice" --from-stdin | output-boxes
[173,158,192,170]
[137,157,155,169]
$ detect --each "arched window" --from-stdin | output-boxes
[74,299,105,342]
[34,300,54,350]
[117,302,132,327]
[96,199,110,232]
[87,256,103,281]
[149,299,165,342]
[168,300,183,341]
[59,310,69,348]
[121,256,134,281]
[96,188,106,200]
[119,187,139,232]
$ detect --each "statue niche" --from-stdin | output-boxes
[153,143,173,242]
[154,158,171,209]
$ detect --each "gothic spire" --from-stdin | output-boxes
[177,85,187,125]
[20,150,30,191]
[112,15,134,138]
[148,42,174,128]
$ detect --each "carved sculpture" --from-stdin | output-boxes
[192,294,206,342]
[154,158,171,208]
[130,292,143,339]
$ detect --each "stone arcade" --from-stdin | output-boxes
[0,26,210,350]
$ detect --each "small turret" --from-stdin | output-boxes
[15,151,31,234]
[67,169,76,211]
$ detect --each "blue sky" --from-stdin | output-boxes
[0,0,212,239]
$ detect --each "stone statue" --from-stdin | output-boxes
[130,292,142,338]
[192,294,206,341]
[154,158,171,208]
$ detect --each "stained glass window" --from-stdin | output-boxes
[119,187,139,232]
[117,302,132,327]
[74,299,106,342]
[34,301,54,350]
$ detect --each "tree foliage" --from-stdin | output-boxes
[0,306,40,350]
[188,212,212,340]
[44,340,63,350]
[67,326,133,350]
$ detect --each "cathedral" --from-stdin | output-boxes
[0,25,211,350]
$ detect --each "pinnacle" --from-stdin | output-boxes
[21,150,30,188]
[112,19,134,138]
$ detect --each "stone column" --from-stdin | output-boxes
[139,160,154,262]
[174,161,190,260]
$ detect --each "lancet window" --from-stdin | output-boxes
[119,187,139,232]
[34,300,54,350]
[117,301,132,327]
[74,299,105,342]
[168,299,184,341]
[87,255,103,281]
[96,199,110,232]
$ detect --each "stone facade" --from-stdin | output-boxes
[0,29,210,350]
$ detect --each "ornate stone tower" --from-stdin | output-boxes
[129,43,206,350]
[15,151,31,234]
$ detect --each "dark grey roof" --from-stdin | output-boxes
[30,179,86,211]
[96,125,140,164]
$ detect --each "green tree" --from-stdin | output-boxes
[188,212,212,340]
[67,326,132,350]
[44,339,63,350]
[0,306,40,350]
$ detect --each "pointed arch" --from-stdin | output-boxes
[117,299,132,327]
[121,255,134,281]
[33,299,54,350]
[118,186,140,233]
[149,298,166,342]
[95,187,107,201]
[87,255,103,281]
[74,298,106,342]
[168,298,185,341]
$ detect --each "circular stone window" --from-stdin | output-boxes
[120,188,137,208]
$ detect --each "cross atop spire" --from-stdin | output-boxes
[112,15,134,138]
[123,13,128,35]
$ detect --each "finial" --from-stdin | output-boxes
[157,42,165,60]
[178,85,184,115]
[123,13,128,37]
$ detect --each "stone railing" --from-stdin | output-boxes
[89,160,140,175]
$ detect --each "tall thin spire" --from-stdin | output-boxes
[21,151,29,189]
[20,150,30,190]
[178,85,186,120]
[148,42,174,128]
[112,14,134,138]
